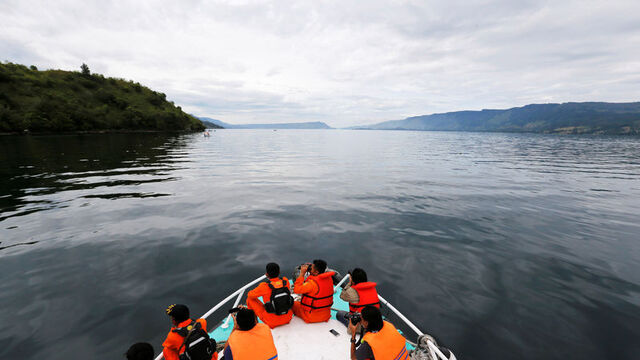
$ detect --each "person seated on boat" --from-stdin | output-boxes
[336,268,380,329]
[246,262,294,329]
[125,342,154,360]
[349,305,408,360]
[292,259,336,323]
[223,307,278,360]
[163,304,218,360]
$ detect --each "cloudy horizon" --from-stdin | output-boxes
[2,0,639,127]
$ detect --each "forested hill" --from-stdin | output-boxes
[0,62,205,133]
[354,102,640,135]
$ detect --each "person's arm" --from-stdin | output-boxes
[247,282,267,299]
[163,347,180,360]
[197,318,207,331]
[354,342,374,360]
[293,266,317,295]
[162,335,180,360]
[340,283,360,303]
[350,330,358,360]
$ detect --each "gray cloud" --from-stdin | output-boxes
[1,0,639,127]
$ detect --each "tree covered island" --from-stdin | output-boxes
[0,62,212,133]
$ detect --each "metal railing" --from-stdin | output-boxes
[154,272,455,360]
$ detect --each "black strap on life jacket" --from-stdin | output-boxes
[351,300,381,310]
[267,279,287,291]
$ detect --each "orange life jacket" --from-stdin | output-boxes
[300,271,335,311]
[349,281,380,313]
[362,321,409,360]
[227,322,278,360]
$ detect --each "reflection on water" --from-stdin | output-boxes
[0,131,639,360]
[0,134,188,223]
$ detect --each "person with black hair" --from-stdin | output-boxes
[224,307,278,360]
[336,268,380,329]
[163,304,218,360]
[348,305,408,360]
[125,342,154,360]
[246,262,294,328]
[292,259,336,323]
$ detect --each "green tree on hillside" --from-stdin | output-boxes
[80,63,90,76]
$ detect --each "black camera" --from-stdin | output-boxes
[344,312,361,325]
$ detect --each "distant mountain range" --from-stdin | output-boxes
[352,102,640,135]
[199,117,331,129]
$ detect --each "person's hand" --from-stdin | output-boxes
[348,319,357,335]
[231,313,238,330]
[300,264,309,275]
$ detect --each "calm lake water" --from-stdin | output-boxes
[1,130,639,360]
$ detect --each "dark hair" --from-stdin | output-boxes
[266,262,280,279]
[313,259,327,273]
[125,342,154,360]
[350,268,368,284]
[236,308,257,331]
[362,305,383,332]
[166,304,190,323]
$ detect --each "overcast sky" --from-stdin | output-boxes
[1,0,639,127]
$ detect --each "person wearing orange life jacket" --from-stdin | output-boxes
[247,262,294,329]
[163,304,218,360]
[349,305,409,360]
[223,307,278,360]
[336,268,380,330]
[292,259,336,323]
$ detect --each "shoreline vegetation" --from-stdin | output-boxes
[0,62,218,134]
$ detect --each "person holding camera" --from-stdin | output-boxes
[336,268,380,330]
[224,307,278,360]
[163,304,218,360]
[349,305,409,360]
[292,259,335,323]
[246,262,294,329]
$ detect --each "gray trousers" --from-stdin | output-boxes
[335,310,350,327]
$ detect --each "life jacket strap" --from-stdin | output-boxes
[302,294,333,300]
[300,302,333,309]
[350,301,381,310]
[266,278,287,290]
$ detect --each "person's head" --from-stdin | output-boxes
[166,304,190,325]
[266,262,280,279]
[361,305,383,332]
[350,268,368,284]
[311,259,327,275]
[236,308,257,331]
[125,342,154,360]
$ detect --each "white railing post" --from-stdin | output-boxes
[201,275,266,319]
[221,289,245,329]
[377,294,424,336]
[334,273,350,292]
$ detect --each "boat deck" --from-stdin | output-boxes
[209,284,414,359]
